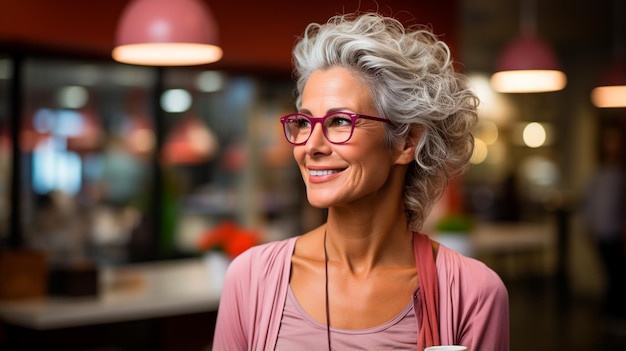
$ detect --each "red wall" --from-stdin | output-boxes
[0,0,459,74]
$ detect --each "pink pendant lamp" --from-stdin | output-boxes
[590,0,626,108]
[112,0,223,66]
[591,57,626,108]
[490,0,567,93]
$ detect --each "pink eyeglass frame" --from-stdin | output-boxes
[279,112,390,145]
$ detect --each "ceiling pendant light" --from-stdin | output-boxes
[490,0,567,93]
[590,0,626,108]
[112,0,223,66]
[591,58,626,108]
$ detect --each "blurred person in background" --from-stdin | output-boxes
[213,12,509,350]
[582,124,626,328]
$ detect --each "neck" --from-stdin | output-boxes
[324,208,414,275]
[322,163,414,274]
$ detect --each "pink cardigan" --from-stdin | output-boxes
[212,234,509,350]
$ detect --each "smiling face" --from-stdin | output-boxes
[295,66,411,209]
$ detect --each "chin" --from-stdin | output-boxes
[305,192,335,209]
[306,198,331,209]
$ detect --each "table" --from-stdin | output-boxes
[471,222,556,279]
[0,257,226,350]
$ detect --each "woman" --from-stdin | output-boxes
[213,12,509,351]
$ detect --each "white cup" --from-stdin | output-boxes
[424,346,468,351]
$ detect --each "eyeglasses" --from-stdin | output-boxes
[279,112,390,145]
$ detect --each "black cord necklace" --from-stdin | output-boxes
[323,230,331,351]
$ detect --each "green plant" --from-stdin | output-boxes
[435,213,475,234]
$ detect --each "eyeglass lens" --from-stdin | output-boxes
[284,113,354,144]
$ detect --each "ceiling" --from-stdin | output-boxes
[0,0,458,75]
[0,0,620,89]
[460,0,618,73]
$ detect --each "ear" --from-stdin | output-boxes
[394,126,421,165]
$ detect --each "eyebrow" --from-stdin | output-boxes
[297,108,354,116]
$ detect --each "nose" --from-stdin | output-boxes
[304,122,330,153]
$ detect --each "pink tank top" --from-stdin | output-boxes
[275,286,418,350]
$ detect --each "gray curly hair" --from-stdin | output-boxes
[292,12,478,231]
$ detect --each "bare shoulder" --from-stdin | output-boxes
[292,224,326,260]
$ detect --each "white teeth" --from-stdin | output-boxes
[310,169,339,176]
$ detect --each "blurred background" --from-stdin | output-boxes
[0,0,625,350]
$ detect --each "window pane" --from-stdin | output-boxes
[22,58,156,265]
